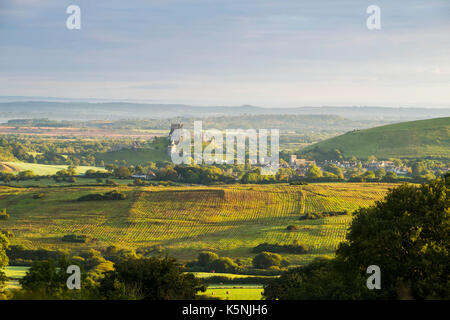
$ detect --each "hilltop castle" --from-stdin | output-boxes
[168,123,184,155]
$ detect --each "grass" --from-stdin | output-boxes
[191,272,275,279]
[0,182,396,266]
[4,266,29,290]
[1,162,105,176]
[301,117,450,159]
[3,177,133,187]
[199,285,264,300]
[95,137,170,165]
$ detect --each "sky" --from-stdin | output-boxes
[0,0,449,107]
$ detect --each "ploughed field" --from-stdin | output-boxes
[0,183,396,264]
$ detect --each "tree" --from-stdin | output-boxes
[375,168,386,179]
[253,252,289,269]
[115,166,131,178]
[197,251,219,267]
[264,258,373,300]
[264,176,450,299]
[306,165,322,179]
[98,256,206,300]
[0,209,9,220]
[0,233,9,289]
[209,257,238,273]
[337,177,450,299]
[18,257,90,299]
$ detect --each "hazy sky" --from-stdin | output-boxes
[0,0,449,107]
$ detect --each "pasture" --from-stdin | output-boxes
[0,183,396,265]
[0,162,105,176]
[199,285,264,300]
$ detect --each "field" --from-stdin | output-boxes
[0,182,396,265]
[94,137,170,165]
[0,161,105,176]
[198,285,264,300]
[4,266,29,289]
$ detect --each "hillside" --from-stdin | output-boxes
[95,137,170,165]
[0,183,395,265]
[300,117,450,160]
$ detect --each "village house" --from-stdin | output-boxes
[289,155,316,168]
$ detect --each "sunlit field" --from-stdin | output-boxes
[0,183,396,265]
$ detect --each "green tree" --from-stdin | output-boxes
[17,258,90,299]
[264,176,450,299]
[197,251,219,267]
[98,256,206,300]
[209,257,238,273]
[264,258,374,300]
[337,177,450,299]
[0,233,9,289]
[253,252,289,269]
[306,165,322,179]
[375,168,386,179]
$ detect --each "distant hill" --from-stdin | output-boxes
[0,100,449,121]
[300,117,450,160]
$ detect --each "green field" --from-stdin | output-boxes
[95,138,170,165]
[199,285,264,300]
[301,117,450,159]
[0,183,396,265]
[1,162,105,176]
[3,177,133,187]
[4,266,29,290]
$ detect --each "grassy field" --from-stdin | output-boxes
[0,183,396,265]
[95,137,170,165]
[4,266,29,290]
[3,177,133,187]
[1,162,105,176]
[199,285,264,300]
[301,117,450,159]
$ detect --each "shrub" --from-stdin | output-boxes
[286,225,298,231]
[252,242,309,254]
[33,193,45,199]
[62,234,87,243]
[77,190,127,201]
[0,208,10,220]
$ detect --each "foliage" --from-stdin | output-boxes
[252,242,309,255]
[98,256,206,300]
[0,233,9,289]
[0,209,9,220]
[336,177,450,299]
[252,252,289,269]
[263,258,374,300]
[62,234,87,243]
[16,257,92,299]
[77,190,127,201]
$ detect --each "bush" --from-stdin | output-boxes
[252,252,289,269]
[0,208,10,220]
[1,230,14,238]
[286,225,298,231]
[32,193,45,199]
[300,211,348,220]
[77,190,127,201]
